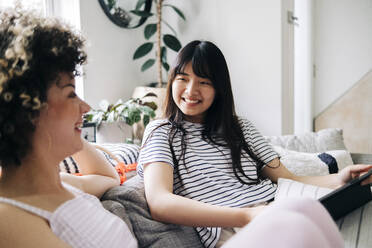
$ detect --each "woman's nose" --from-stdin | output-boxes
[185,81,198,95]
[80,99,91,114]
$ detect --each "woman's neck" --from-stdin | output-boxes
[184,115,204,123]
[0,152,63,197]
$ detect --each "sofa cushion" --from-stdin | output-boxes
[265,128,347,153]
[101,176,203,248]
[275,178,372,248]
[273,146,353,176]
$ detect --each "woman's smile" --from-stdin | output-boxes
[172,62,215,123]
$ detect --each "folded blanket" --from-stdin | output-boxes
[101,176,203,248]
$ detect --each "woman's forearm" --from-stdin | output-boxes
[144,162,266,227]
[148,192,256,227]
[293,174,342,189]
[72,139,119,182]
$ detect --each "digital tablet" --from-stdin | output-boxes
[319,169,372,220]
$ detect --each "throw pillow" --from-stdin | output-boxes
[275,178,372,248]
[273,146,353,176]
[265,128,346,153]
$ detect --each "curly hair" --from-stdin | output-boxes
[0,8,87,167]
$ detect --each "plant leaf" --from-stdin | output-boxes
[163,34,181,52]
[163,4,186,21]
[143,114,150,126]
[98,99,110,112]
[125,117,134,126]
[133,42,153,59]
[141,59,155,71]
[135,0,146,10]
[133,113,141,123]
[143,101,157,111]
[107,0,116,10]
[84,113,93,122]
[161,46,167,63]
[142,92,158,98]
[144,23,157,40]
[162,61,170,71]
[130,10,153,17]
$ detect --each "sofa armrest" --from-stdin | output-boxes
[350,153,372,164]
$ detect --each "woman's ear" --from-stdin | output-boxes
[31,102,48,125]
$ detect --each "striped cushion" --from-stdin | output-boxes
[98,143,139,166]
[59,143,140,173]
[60,156,80,174]
[275,178,372,248]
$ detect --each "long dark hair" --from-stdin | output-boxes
[151,40,265,185]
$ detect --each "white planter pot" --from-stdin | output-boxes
[96,121,132,144]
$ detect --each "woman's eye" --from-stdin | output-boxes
[201,81,212,86]
[176,77,186,81]
[68,92,77,98]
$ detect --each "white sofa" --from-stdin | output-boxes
[62,128,372,247]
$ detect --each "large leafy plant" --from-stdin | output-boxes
[85,93,157,139]
[132,0,186,87]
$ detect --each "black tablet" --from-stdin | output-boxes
[319,169,372,220]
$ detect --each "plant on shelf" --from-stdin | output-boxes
[131,0,186,87]
[85,93,157,143]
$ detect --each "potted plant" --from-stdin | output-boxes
[129,0,185,118]
[131,0,186,87]
[85,93,157,144]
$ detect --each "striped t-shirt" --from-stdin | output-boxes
[137,118,278,248]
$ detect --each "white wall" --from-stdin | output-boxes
[80,0,284,135]
[314,0,372,116]
[79,0,149,107]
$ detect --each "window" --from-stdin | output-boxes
[0,0,84,99]
[0,0,45,11]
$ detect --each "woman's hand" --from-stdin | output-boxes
[337,164,372,186]
[243,205,267,224]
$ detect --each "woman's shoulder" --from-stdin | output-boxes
[236,116,255,129]
[0,202,67,247]
[142,119,172,142]
[0,201,46,231]
[144,119,172,134]
[147,118,170,128]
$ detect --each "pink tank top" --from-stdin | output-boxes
[0,183,137,248]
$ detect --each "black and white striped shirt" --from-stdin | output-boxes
[137,118,278,248]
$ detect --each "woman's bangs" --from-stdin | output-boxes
[191,55,212,80]
[173,52,212,81]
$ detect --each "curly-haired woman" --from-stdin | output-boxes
[0,8,137,248]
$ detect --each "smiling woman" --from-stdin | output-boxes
[136,40,372,248]
[0,7,138,248]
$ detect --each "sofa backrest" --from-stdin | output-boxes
[265,128,347,153]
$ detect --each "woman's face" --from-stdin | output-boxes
[37,72,90,158]
[172,62,215,123]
